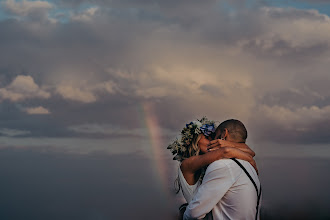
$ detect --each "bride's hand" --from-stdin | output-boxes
[249,158,259,175]
[207,139,233,151]
[206,145,259,174]
[208,139,255,157]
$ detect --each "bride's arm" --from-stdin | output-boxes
[180,147,257,185]
[208,139,255,157]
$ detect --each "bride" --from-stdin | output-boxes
[167,117,257,216]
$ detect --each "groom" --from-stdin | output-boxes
[183,119,261,220]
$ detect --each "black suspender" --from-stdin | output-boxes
[231,158,262,220]
[183,159,262,220]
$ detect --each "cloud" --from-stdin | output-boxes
[56,85,97,103]
[71,7,99,22]
[0,128,31,137]
[259,105,330,127]
[24,106,50,114]
[68,123,177,139]
[0,75,50,102]
[239,7,330,58]
[55,80,116,103]
[250,104,330,143]
[0,1,329,145]
[298,0,330,3]
[3,0,53,21]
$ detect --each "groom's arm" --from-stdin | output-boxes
[183,160,234,219]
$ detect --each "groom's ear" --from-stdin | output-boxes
[222,128,229,140]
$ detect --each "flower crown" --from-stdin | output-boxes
[167,117,216,162]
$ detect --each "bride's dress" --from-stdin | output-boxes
[178,166,202,203]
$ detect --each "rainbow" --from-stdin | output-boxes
[142,102,171,195]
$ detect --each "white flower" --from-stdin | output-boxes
[173,155,182,161]
[193,121,202,128]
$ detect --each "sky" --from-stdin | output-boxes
[0,0,330,219]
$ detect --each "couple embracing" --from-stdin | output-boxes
[167,118,261,220]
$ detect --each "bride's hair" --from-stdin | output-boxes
[174,133,203,194]
[181,133,202,160]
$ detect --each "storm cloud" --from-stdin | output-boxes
[1,0,330,145]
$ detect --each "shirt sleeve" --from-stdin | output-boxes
[183,160,235,220]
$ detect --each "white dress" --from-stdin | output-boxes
[178,165,202,203]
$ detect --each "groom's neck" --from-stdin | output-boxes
[225,136,237,143]
[225,135,245,143]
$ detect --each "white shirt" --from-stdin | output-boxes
[183,159,261,220]
[178,166,202,203]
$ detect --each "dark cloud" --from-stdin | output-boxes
[259,70,330,108]
[265,6,329,20]
[296,0,330,3]
[235,8,330,62]
[1,0,330,145]
[1,0,53,22]
[54,0,216,9]
[249,104,330,144]
[242,38,330,61]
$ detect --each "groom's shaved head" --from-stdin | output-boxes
[215,119,247,143]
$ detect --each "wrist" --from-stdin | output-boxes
[217,147,228,159]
